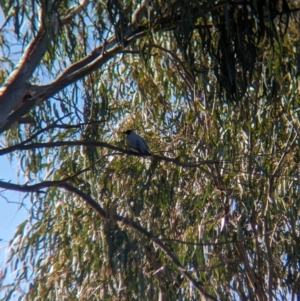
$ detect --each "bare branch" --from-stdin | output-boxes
[0,140,219,168]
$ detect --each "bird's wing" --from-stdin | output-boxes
[127,135,141,151]
[127,137,137,150]
[140,138,151,155]
[142,138,150,150]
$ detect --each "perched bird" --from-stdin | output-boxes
[122,130,151,156]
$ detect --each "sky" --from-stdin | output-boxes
[0,156,28,262]
[0,153,29,301]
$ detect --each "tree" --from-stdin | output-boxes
[0,0,300,300]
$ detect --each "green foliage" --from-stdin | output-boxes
[0,0,300,300]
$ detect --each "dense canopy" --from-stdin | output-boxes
[0,0,300,300]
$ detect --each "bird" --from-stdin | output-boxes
[122,130,151,156]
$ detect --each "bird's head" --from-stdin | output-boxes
[122,130,132,135]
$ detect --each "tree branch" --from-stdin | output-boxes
[235,241,268,301]
[0,31,144,133]
[0,179,219,301]
[0,140,219,168]
[0,5,54,128]
[0,1,172,133]
[61,0,89,24]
